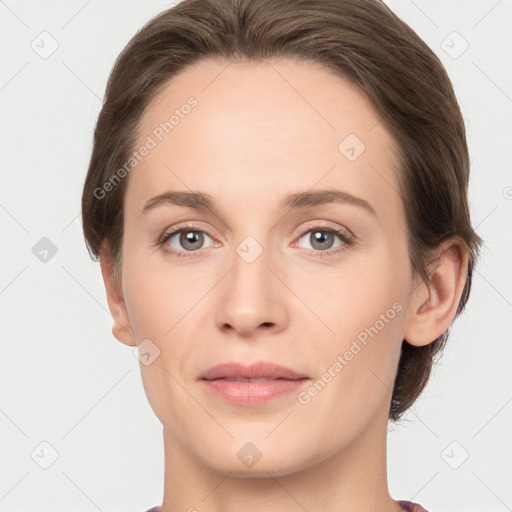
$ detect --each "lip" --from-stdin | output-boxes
[199,361,308,381]
[198,361,310,406]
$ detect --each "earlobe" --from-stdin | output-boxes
[404,238,468,347]
[99,244,137,347]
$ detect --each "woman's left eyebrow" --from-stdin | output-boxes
[281,189,377,217]
[139,188,377,218]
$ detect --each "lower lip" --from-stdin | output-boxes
[201,378,309,406]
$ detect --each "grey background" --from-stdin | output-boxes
[0,1,511,511]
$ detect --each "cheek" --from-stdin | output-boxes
[121,237,189,342]
[121,251,197,426]
[294,279,406,443]
[287,254,405,338]
[287,253,408,405]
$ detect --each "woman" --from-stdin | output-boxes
[81,0,482,510]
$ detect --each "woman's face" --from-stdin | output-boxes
[118,58,417,475]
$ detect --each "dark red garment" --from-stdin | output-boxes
[146,500,429,511]
[398,501,430,512]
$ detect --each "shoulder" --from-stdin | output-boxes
[144,507,161,512]
[398,500,430,512]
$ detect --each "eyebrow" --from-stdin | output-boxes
[140,189,377,217]
[281,190,376,217]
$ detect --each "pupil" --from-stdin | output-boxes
[312,231,333,250]
[181,231,203,250]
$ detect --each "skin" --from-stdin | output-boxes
[100,58,468,512]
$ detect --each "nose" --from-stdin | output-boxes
[214,241,288,337]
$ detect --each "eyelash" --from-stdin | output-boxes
[156,223,356,259]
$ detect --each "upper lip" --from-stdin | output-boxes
[199,361,308,381]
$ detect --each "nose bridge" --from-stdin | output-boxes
[233,234,271,290]
[214,231,287,335]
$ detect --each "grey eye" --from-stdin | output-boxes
[168,230,213,251]
[298,229,344,251]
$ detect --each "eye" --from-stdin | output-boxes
[159,227,215,256]
[295,224,353,255]
[157,222,355,259]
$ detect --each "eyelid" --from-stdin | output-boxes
[294,221,354,240]
[157,221,218,243]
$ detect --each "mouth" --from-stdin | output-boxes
[198,361,310,406]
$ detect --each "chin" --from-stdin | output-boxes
[205,456,306,479]
[196,438,317,478]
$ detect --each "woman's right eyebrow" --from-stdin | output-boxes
[139,189,377,218]
[139,190,214,217]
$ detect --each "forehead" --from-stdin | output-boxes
[127,58,401,218]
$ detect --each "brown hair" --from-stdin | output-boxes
[81,0,483,421]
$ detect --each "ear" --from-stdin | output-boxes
[99,244,136,347]
[404,237,468,347]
